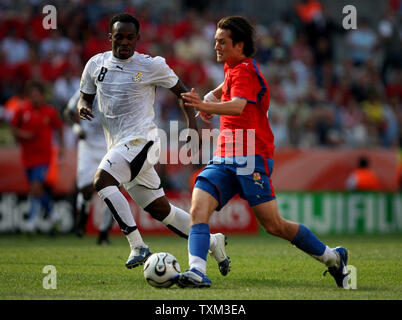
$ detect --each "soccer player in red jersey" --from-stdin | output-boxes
[177,16,349,288]
[10,82,64,232]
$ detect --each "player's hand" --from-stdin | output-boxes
[78,106,94,121]
[181,88,203,110]
[195,111,214,124]
[72,123,86,140]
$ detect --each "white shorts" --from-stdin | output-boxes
[98,139,164,208]
[77,140,107,189]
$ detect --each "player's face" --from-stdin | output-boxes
[110,22,139,60]
[214,28,243,65]
[30,87,44,106]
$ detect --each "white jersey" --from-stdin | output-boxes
[67,89,106,149]
[80,51,179,150]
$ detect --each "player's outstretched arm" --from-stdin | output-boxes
[211,82,224,100]
[196,82,224,123]
[64,90,80,124]
[77,92,95,121]
[182,89,246,116]
[63,91,86,139]
[169,79,198,137]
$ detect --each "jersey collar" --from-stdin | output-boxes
[225,57,251,69]
[110,51,137,63]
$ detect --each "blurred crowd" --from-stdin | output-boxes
[0,0,401,190]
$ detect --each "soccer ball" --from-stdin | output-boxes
[143,252,181,288]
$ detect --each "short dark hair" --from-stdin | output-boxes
[217,16,256,57]
[109,13,140,33]
[359,156,369,168]
[28,81,45,94]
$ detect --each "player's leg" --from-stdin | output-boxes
[97,204,113,245]
[177,164,237,288]
[237,156,349,288]
[40,183,54,220]
[94,148,149,268]
[146,196,227,263]
[146,194,230,275]
[75,184,93,237]
[252,200,349,288]
[145,196,190,237]
[25,165,54,232]
[75,142,99,237]
[176,187,217,288]
[125,166,230,276]
[26,179,43,232]
[124,167,192,238]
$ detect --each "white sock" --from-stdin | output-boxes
[209,234,217,251]
[98,186,144,248]
[313,246,338,267]
[161,204,190,237]
[126,229,146,249]
[162,204,217,251]
[189,253,207,274]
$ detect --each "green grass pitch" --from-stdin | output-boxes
[0,233,401,300]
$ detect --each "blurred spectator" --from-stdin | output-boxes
[346,156,382,191]
[1,27,29,65]
[338,97,368,147]
[83,28,110,62]
[282,68,307,103]
[386,70,402,101]
[345,18,378,67]
[270,109,289,148]
[9,82,64,232]
[39,30,73,58]
[378,9,402,84]
[382,94,401,147]
[298,117,319,148]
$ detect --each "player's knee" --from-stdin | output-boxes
[93,169,119,192]
[263,219,286,238]
[93,170,102,192]
[30,182,44,197]
[80,185,94,201]
[189,202,208,224]
[145,197,170,221]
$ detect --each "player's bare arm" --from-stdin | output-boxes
[63,104,86,139]
[194,82,225,123]
[211,82,224,100]
[77,92,95,121]
[182,88,246,116]
[170,79,198,142]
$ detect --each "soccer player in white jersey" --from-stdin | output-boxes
[65,90,113,244]
[77,13,230,274]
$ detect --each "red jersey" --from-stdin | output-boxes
[215,58,275,159]
[11,103,63,168]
